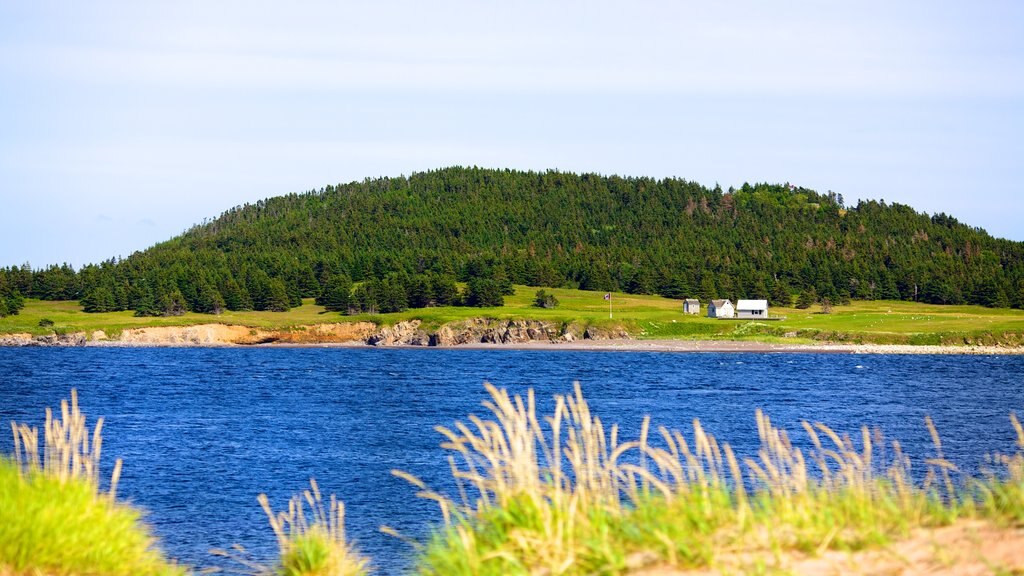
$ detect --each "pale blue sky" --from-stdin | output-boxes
[1,1,1022,268]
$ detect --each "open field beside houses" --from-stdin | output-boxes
[3,286,1024,347]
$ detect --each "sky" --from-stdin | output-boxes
[1,1,1022,268]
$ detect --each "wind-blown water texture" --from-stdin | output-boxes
[0,348,1021,574]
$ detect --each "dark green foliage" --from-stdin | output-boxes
[431,275,460,306]
[318,274,354,313]
[133,286,159,317]
[157,289,187,316]
[373,277,408,313]
[0,275,25,317]
[194,282,226,315]
[38,318,54,327]
[770,281,792,308]
[80,287,117,313]
[3,167,1023,315]
[351,283,376,314]
[406,275,432,309]
[795,288,817,310]
[534,289,559,309]
[220,277,253,311]
[466,278,504,307]
[262,279,291,312]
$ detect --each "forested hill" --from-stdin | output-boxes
[2,167,1023,317]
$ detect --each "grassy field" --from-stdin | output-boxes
[3,286,1024,345]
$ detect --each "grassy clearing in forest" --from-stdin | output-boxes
[3,287,1024,345]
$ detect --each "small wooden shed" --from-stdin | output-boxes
[708,299,735,318]
[683,298,700,315]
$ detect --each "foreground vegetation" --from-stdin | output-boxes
[393,384,1024,575]
[4,287,1024,346]
[4,388,1023,575]
[0,391,185,576]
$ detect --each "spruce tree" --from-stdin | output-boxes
[158,289,188,316]
[431,274,459,306]
[81,287,117,313]
[264,279,291,312]
[795,287,817,310]
[320,275,353,312]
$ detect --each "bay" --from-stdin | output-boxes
[1,348,1021,574]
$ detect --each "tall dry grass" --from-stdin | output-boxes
[9,388,121,493]
[213,479,368,576]
[1,389,184,576]
[393,383,1024,575]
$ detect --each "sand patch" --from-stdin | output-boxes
[269,322,376,344]
[630,519,1024,575]
[111,322,377,346]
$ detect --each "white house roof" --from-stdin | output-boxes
[710,299,731,308]
[737,299,768,310]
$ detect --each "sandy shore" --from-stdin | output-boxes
[154,338,1024,355]
[5,330,1021,354]
[434,339,1024,355]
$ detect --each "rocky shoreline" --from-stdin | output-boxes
[2,318,1023,355]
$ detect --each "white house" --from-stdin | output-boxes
[707,299,735,318]
[737,299,769,319]
[683,298,700,315]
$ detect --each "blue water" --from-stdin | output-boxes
[0,348,1021,574]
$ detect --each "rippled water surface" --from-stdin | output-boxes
[1,348,1021,574]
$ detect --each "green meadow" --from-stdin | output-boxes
[3,286,1024,346]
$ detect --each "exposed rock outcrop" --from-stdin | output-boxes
[0,333,33,346]
[0,318,631,347]
[367,320,431,346]
[431,318,562,346]
[583,325,632,341]
[0,332,88,347]
[365,318,632,347]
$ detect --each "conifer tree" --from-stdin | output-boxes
[81,287,117,313]
[319,274,353,312]
[795,287,817,310]
[263,279,291,312]
[158,289,188,316]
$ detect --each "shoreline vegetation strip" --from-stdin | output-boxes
[2,388,1023,575]
[3,289,1024,351]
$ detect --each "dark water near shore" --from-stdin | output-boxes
[1,348,1022,574]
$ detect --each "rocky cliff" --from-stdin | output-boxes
[366,318,631,346]
[0,333,87,346]
[0,319,629,347]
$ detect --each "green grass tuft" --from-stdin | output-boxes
[1,390,185,576]
[0,459,186,576]
[394,385,1024,575]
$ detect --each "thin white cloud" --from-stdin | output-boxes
[4,1,1020,98]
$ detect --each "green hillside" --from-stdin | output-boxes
[2,167,1023,319]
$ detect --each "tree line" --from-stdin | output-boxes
[1,167,1022,318]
